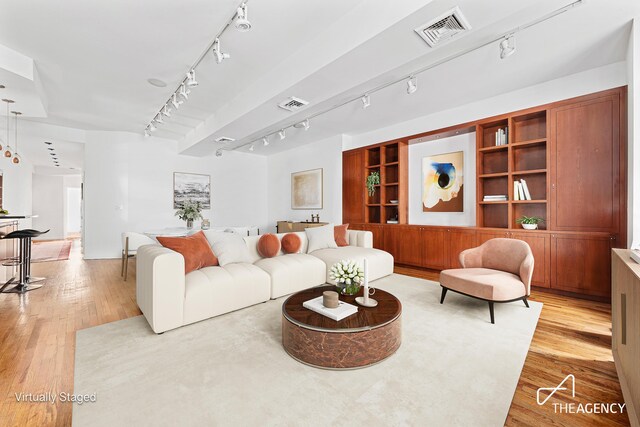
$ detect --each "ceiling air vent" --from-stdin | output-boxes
[277,96,309,112]
[414,6,471,48]
[215,137,235,144]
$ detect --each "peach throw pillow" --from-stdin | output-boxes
[334,224,349,247]
[257,234,281,258]
[157,231,218,274]
[281,233,302,254]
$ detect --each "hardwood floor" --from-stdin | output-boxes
[0,247,629,426]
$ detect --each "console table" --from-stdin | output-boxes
[276,221,327,233]
[612,249,640,427]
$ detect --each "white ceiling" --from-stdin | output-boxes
[0,0,637,164]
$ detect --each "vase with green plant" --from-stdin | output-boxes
[175,200,203,229]
[366,171,380,197]
[516,215,545,230]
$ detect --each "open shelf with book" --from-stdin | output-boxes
[477,108,549,229]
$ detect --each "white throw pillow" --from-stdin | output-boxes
[305,223,338,253]
[207,232,252,266]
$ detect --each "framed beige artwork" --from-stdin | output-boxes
[291,168,323,210]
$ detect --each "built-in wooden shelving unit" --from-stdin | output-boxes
[364,140,407,224]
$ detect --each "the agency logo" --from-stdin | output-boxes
[537,374,625,414]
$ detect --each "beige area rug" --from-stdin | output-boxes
[31,239,73,262]
[73,274,542,427]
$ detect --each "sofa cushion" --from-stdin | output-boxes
[281,233,302,254]
[183,263,270,325]
[156,231,218,274]
[312,246,394,285]
[257,233,280,258]
[306,223,338,253]
[254,254,326,299]
[334,224,349,247]
[208,232,252,266]
[439,268,527,301]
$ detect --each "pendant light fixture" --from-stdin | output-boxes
[11,111,21,164]
[2,99,14,158]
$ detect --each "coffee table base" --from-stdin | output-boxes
[282,315,402,370]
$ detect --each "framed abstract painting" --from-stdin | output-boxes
[291,168,323,210]
[422,151,464,212]
[173,172,211,209]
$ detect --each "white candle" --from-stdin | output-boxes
[363,258,369,303]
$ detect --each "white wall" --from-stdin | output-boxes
[346,62,627,150]
[83,131,268,259]
[32,173,65,239]
[267,135,343,230]
[628,19,640,248]
[408,133,476,226]
[1,156,33,229]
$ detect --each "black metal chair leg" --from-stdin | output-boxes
[488,301,495,324]
[440,287,448,304]
[523,297,530,308]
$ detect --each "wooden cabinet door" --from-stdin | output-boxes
[342,150,365,224]
[476,231,510,245]
[384,225,422,266]
[550,233,612,297]
[511,232,550,288]
[550,94,621,233]
[350,224,384,249]
[447,229,477,269]
[421,228,447,270]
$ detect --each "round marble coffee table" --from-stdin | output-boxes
[281,285,402,370]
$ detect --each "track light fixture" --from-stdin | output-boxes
[278,129,286,140]
[186,69,198,87]
[149,122,157,132]
[361,94,371,109]
[171,93,183,109]
[178,84,189,100]
[144,128,151,137]
[406,76,417,94]
[161,105,172,117]
[154,114,163,124]
[294,119,310,130]
[262,137,269,146]
[235,3,252,32]
[249,144,255,152]
[499,35,516,59]
[215,149,223,157]
[213,38,230,64]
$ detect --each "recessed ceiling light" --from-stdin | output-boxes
[147,78,167,88]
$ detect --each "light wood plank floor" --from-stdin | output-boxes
[0,247,630,426]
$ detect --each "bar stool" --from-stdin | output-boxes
[0,229,49,294]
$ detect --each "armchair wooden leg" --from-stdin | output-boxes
[488,301,495,324]
[123,237,129,282]
[439,287,448,304]
[120,252,125,277]
[523,297,530,308]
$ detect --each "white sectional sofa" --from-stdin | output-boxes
[137,229,393,333]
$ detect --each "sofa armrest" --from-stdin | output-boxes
[136,244,185,333]
[347,230,373,249]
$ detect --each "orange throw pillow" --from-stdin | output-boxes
[334,224,349,247]
[257,233,280,258]
[281,233,302,254]
[157,231,218,274]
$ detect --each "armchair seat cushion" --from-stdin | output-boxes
[440,268,527,301]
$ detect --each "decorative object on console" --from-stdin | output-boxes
[329,259,364,296]
[356,258,378,307]
[291,168,323,209]
[206,231,252,266]
[334,224,349,247]
[516,216,544,230]
[257,233,281,258]
[174,199,203,229]
[201,219,210,230]
[281,233,302,254]
[173,172,211,209]
[422,150,464,212]
[322,290,339,308]
[156,231,218,274]
[305,223,338,253]
[366,171,380,196]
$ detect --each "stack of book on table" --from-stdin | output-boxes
[303,296,358,321]
[483,195,507,202]
[514,179,532,201]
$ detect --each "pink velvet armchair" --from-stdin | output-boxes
[439,238,534,324]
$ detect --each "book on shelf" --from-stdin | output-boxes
[302,296,357,321]
[520,179,532,200]
[494,127,509,146]
[483,195,507,201]
[514,181,520,201]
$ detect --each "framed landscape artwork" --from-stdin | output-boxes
[291,168,323,210]
[422,151,464,212]
[173,172,211,209]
